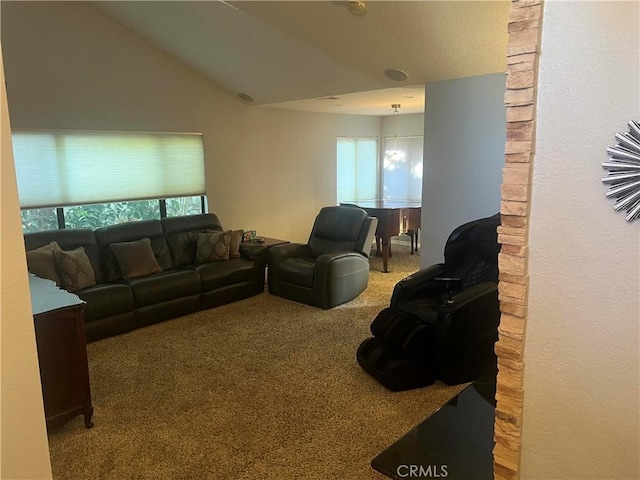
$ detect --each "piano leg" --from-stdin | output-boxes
[381,237,391,273]
[406,229,420,255]
[375,236,392,259]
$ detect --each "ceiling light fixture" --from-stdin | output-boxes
[384,68,409,82]
[390,103,402,162]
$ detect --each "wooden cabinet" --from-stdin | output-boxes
[30,275,94,429]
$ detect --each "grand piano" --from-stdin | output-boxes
[341,200,421,273]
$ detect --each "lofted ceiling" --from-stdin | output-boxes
[94,1,510,116]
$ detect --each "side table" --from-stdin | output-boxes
[246,237,290,248]
[30,275,94,429]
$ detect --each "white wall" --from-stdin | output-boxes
[421,74,506,266]
[0,1,381,243]
[522,2,640,479]
[381,112,424,138]
[0,48,53,480]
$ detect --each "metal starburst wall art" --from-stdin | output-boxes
[602,120,640,222]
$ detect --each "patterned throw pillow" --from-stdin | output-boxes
[196,231,231,264]
[110,238,162,279]
[26,241,63,286]
[52,246,97,292]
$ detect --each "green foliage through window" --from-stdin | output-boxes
[20,196,205,233]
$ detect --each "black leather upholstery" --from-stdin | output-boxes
[357,214,501,390]
[268,206,378,309]
[24,214,267,342]
[24,229,106,283]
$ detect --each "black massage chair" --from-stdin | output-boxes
[357,214,501,391]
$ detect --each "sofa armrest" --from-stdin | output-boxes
[239,242,268,261]
[313,252,368,285]
[267,243,310,261]
[266,243,311,295]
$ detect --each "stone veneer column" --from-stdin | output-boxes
[493,1,543,479]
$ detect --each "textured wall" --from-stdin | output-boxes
[522,1,640,479]
[0,48,53,479]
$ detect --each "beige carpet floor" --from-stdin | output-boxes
[47,243,466,480]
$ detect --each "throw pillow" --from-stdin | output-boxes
[229,229,243,259]
[110,238,162,279]
[196,230,231,264]
[52,246,97,292]
[26,241,63,286]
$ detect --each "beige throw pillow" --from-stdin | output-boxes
[26,241,63,286]
[110,238,162,279]
[196,231,231,264]
[53,246,97,292]
[229,229,243,259]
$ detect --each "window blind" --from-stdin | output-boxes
[12,129,206,209]
[336,137,377,203]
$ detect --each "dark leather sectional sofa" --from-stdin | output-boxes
[24,214,267,342]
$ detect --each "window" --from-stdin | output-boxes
[20,196,206,232]
[13,129,208,232]
[12,129,205,209]
[382,135,423,201]
[336,135,423,203]
[336,137,378,203]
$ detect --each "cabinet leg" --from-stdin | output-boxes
[84,407,94,429]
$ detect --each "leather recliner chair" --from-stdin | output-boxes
[268,206,378,309]
[357,214,501,391]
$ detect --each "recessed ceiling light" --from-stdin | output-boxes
[384,69,409,82]
[237,93,255,102]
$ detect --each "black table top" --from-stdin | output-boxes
[371,383,496,480]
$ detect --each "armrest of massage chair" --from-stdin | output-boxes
[395,281,500,385]
[398,281,499,329]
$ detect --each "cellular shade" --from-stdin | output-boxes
[336,137,377,203]
[12,129,206,209]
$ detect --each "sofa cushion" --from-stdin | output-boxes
[278,257,315,289]
[26,241,62,286]
[110,238,162,279]
[53,246,97,292]
[95,220,172,282]
[24,229,105,283]
[193,257,259,292]
[196,231,231,263]
[165,231,199,266]
[123,270,201,308]
[162,214,225,267]
[76,283,135,321]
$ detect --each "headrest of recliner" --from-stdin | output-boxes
[311,206,367,241]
